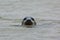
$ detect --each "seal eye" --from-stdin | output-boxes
[31,18,34,21]
[23,18,27,20]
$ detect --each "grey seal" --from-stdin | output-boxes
[22,17,36,26]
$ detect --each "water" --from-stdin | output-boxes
[0,0,60,40]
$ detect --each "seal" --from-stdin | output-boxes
[22,17,36,26]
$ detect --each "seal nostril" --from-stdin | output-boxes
[25,20,33,25]
[27,20,31,22]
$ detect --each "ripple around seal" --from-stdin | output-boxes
[0,17,60,28]
[0,17,60,40]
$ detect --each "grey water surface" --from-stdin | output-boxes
[0,0,60,40]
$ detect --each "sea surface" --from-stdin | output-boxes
[0,0,60,40]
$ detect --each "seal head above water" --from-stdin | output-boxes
[22,17,36,26]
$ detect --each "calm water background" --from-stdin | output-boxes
[0,0,60,40]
